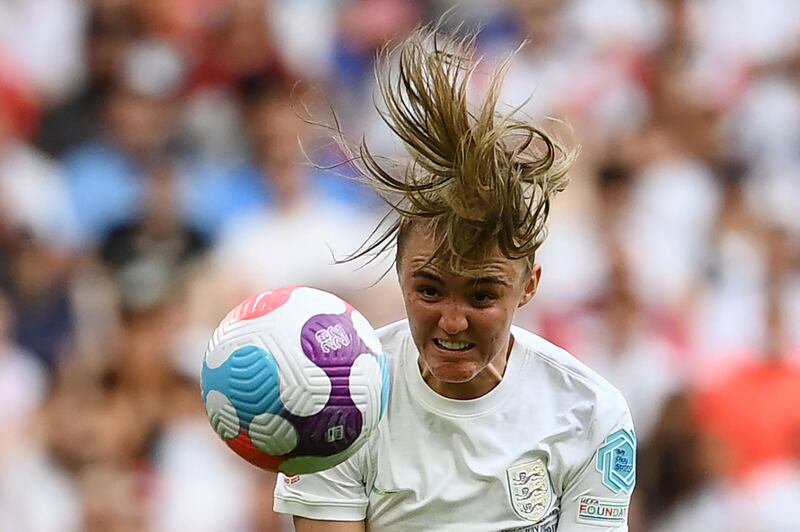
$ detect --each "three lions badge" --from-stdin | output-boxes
[506,457,553,522]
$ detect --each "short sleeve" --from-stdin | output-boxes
[557,394,637,531]
[273,444,370,521]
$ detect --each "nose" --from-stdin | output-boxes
[437,301,469,336]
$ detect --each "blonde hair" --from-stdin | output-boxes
[345,25,577,274]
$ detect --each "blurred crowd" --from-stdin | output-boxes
[0,0,798,531]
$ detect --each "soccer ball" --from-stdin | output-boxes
[200,286,390,476]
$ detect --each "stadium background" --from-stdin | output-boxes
[0,0,799,530]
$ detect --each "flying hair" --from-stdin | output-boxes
[342,23,578,274]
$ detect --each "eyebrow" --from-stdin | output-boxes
[411,270,511,287]
[471,275,511,287]
[411,270,443,284]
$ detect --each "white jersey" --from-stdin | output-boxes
[274,320,636,531]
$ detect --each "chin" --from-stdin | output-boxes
[426,361,481,384]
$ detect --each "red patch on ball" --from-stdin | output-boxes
[226,431,285,472]
[227,286,298,322]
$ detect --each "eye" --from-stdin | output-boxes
[417,285,439,299]
[472,291,497,306]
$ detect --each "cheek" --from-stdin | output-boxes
[474,308,514,346]
[403,297,435,332]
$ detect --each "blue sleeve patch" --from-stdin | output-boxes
[596,428,636,494]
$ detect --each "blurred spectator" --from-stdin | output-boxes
[690,0,800,67]
[100,161,209,314]
[327,0,423,153]
[0,0,86,105]
[4,237,76,374]
[493,0,650,143]
[0,441,81,532]
[212,81,403,325]
[333,0,422,93]
[188,0,291,92]
[178,0,293,163]
[622,124,721,310]
[694,226,800,482]
[570,0,665,53]
[45,365,153,474]
[77,463,148,532]
[0,52,41,142]
[0,66,78,373]
[0,82,80,370]
[61,39,186,246]
[0,290,47,448]
[269,0,338,80]
[149,379,268,532]
[735,454,800,532]
[36,1,141,157]
[496,0,592,122]
[0,54,81,250]
[690,160,772,363]
[133,0,227,55]
[637,392,736,532]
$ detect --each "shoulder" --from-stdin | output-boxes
[512,325,625,398]
[376,319,411,346]
[374,320,412,368]
[511,325,631,427]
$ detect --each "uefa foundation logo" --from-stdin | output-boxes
[596,429,636,494]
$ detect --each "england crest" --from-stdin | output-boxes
[506,457,553,522]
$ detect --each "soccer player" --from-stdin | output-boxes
[274,25,636,532]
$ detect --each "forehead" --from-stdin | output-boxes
[398,225,523,281]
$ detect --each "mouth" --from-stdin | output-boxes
[433,339,476,352]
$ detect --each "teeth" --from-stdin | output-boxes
[436,339,473,350]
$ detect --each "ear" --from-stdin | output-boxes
[518,263,541,308]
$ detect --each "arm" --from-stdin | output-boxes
[557,399,637,531]
[294,517,366,532]
[273,444,371,523]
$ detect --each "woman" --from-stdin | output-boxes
[274,24,636,532]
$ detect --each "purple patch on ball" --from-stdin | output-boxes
[284,313,371,456]
[300,313,371,369]
[285,402,363,457]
